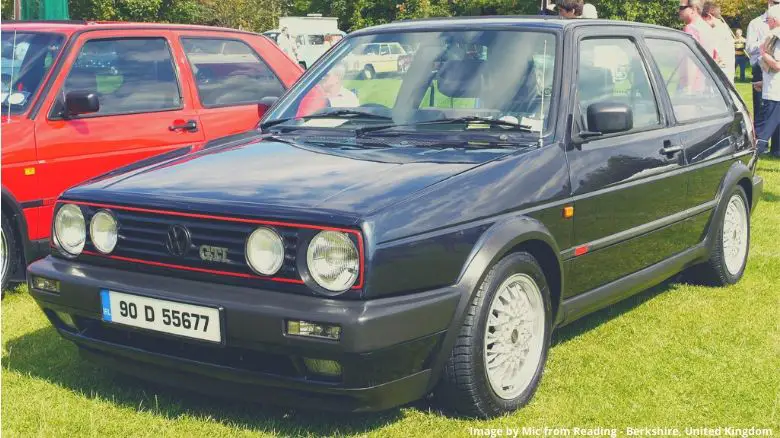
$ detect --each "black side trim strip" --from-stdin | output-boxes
[20,200,44,209]
[559,200,716,260]
[559,243,707,326]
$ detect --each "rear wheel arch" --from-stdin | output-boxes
[737,176,753,211]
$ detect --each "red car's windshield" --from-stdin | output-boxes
[1,31,65,114]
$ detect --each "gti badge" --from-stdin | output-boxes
[165,224,191,257]
[200,245,229,263]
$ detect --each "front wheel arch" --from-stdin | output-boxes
[426,216,563,390]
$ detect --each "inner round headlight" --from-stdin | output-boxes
[90,210,118,254]
[54,204,86,256]
[306,231,359,293]
[245,227,285,275]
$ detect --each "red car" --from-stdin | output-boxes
[1,21,303,290]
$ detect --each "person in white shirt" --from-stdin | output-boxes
[702,2,735,84]
[754,4,780,154]
[321,63,359,108]
[581,3,598,18]
[746,0,780,155]
[277,26,299,63]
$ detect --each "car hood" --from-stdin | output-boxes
[65,135,522,218]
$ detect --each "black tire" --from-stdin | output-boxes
[1,214,19,296]
[362,65,375,80]
[434,252,553,418]
[684,185,750,286]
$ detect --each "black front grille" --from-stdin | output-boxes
[81,206,301,282]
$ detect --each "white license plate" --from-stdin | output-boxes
[100,290,222,343]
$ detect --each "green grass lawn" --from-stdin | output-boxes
[2,84,779,437]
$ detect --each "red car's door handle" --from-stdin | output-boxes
[169,120,198,133]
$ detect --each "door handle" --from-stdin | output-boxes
[169,119,198,133]
[659,140,683,157]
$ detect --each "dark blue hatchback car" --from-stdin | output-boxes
[28,17,762,418]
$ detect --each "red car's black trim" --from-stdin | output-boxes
[20,199,44,209]
[63,201,366,289]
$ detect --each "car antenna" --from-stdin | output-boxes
[538,39,547,148]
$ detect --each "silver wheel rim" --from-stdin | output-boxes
[1,226,7,286]
[483,273,545,400]
[722,194,748,276]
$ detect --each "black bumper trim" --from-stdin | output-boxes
[79,345,432,412]
[752,174,764,211]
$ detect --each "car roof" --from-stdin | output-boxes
[2,20,257,36]
[351,16,684,37]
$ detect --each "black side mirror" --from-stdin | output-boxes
[586,102,633,135]
[257,96,279,118]
[64,91,99,118]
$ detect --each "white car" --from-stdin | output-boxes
[344,42,409,79]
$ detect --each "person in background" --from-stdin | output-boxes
[277,26,299,63]
[754,4,780,155]
[747,0,780,156]
[557,0,583,18]
[734,29,748,82]
[680,0,721,64]
[321,63,359,108]
[702,2,735,84]
[581,3,598,18]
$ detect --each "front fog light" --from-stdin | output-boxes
[303,358,342,377]
[306,230,359,293]
[90,210,118,254]
[54,204,85,256]
[31,276,60,293]
[286,320,341,340]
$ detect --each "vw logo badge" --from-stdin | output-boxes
[165,224,191,257]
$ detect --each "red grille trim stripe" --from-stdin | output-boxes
[67,201,365,289]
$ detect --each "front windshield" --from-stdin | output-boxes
[1,31,65,114]
[265,30,557,135]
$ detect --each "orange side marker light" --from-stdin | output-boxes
[563,205,574,219]
[574,245,589,257]
[24,167,35,176]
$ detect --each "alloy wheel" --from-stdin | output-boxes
[722,194,748,276]
[483,273,545,400]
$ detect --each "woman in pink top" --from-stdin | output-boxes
[679,0,721,93]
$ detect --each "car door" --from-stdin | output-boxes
[564,32,692,299]
[644,36,740,220]
[176,31,293,140]
[33,29,205,237]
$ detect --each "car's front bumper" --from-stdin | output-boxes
[27,257,461,412]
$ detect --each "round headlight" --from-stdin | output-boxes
[90,210,118,254]
[245,227,285,275]
[54,204,86,256]
[306,231,359,293]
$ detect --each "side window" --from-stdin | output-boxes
[61,37,182,116]
[577,38,660,131]
[389,44,403,55]
[645,39,728,123]
[380,44,390,56]
[182,38,285,107]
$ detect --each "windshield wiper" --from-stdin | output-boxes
[356,116,534,135]
[261,110,392,131]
